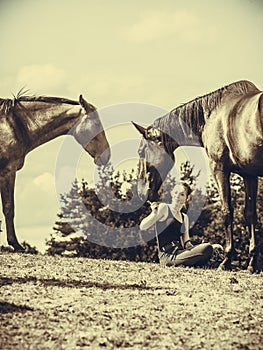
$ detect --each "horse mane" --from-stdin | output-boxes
[16,95,79,105]
[153,80,260,148]
[0,92,81,147]
[0,99,14,115]
[0,92,79,116]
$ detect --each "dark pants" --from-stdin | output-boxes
[158,243,213,267]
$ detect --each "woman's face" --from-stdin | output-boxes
[172,187,187,207]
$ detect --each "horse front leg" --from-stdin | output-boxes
[211,163,234,270]
[243,175,258,273]
[1,171,24,251]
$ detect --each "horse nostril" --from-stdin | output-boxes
[94,150,110,166]
[94,155,99,165]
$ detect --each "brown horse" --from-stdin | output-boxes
[133,80,263,272]
[0,93,110,251]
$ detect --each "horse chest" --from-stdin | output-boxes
[0,137,27,160]
[202,121,228,161]
[0,117,28,153]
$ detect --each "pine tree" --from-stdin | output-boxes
[47,163,152,256]
[53,179,81,237]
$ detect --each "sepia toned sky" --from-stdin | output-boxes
[0,0,262,251]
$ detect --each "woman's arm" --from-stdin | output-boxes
[180,214,194,248]
[140,203,168,231]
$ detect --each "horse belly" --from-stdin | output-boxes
[231,143,263,176]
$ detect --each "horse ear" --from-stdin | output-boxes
[132,121,147,137]
[79,95,96,114]
[79,95,88,110]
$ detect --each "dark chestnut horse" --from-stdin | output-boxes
[0,93,110,251]
[133,80,263,272]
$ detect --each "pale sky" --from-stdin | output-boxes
[0,0,262,251]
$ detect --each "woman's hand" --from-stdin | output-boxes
[150,202,159,214]
[140,202,167,231]
[184,240,194,249]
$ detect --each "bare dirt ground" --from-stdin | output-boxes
[0,253,262,350]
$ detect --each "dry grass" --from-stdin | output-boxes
[0,253,262,349]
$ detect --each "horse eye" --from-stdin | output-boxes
[156,137,162,145]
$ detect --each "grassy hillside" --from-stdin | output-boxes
[0,253,262,349]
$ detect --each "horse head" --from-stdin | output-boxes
[132,121,175,202]
[76,95,110,166]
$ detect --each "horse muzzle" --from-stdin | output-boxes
[137,159,161,202]
[94,147,111,166]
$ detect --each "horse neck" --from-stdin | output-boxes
[156,108,205,153]
[173,112,204,148]
[15,101,83,150]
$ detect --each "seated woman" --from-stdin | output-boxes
[140,183,213,267]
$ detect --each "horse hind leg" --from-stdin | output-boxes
[219,207,234,271]
[247,224,258,273]
[243,175,258,273]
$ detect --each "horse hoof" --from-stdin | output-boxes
[217,260,231,271]
[11,243,25,252]
[247,263,258,274]
[217,263,226,271]
[247,256,258,274]
[247,266,254,274]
